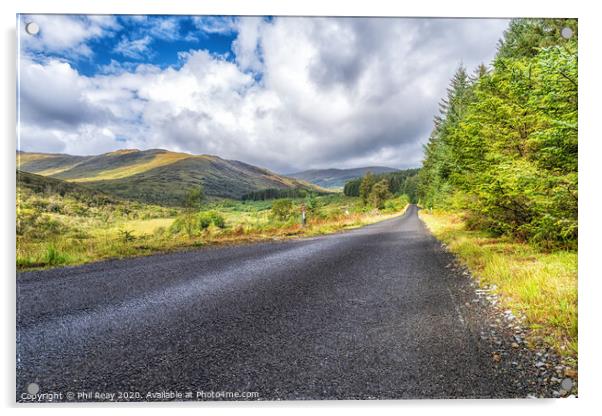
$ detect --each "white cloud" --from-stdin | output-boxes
[114,35,153,59]
[145,16,181,41]
[19,14,119,57]
[18,17,509,172]
[126,16,183,41]
[192,16,238,35]
[232,17,265,73]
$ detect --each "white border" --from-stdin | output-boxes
[2,1,600,415]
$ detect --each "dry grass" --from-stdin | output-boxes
[17,195,408,272]
[419,209,577,359]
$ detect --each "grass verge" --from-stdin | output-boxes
[17,200,408,272]
[419,209,577,360]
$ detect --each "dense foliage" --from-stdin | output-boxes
[169,210,226,236]
[270,199,295,220]
[343,168,420,202]
[241,188,325,201]
[418,19,577,249]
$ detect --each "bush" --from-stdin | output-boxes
[169,213,199,236]
[211,212,226,229]
[198,212,212,229]
[270,199,294,221]
[198,211,226,229]
[383,194,410,213]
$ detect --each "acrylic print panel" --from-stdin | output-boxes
[16,14,578,402]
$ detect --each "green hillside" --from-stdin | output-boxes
[17,149,323,206]
[288,166,399,189]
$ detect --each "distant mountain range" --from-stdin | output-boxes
[16,149,323,206]
[287,166,399,189]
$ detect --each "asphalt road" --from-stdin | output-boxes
[17,205,535,401]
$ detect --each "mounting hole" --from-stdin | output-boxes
[561,27,573,39]
[27,382,40,395]
[25,22,40,36]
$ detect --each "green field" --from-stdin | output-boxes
[17,171,409,270]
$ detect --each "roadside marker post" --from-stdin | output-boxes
[301,204,307,227]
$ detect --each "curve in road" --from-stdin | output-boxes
[17,205,535,400]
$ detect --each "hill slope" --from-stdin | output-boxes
[17,149,323,206]
[17,170,118,204]
[288,166,399,189]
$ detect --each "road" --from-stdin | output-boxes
[16,205,535,401]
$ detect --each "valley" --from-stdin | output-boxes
[16,154,417,270]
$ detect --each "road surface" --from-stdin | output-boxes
[17,205,535,401]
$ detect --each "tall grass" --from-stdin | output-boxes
[17,193,409,271]
[420,209,577,359]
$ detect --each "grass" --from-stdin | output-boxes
[419,209,577,360]
[17,185,409,272]
[68,151,192,182]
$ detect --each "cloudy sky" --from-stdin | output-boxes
[18,15,508,172]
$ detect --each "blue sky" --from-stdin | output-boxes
[22,15,242,75]
[18,15,508,172]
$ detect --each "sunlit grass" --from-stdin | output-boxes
[69,152,193,182]
[419,209,577,358]
[105,218,176,237]
[17,193,408,272]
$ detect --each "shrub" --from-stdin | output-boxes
[198,211,226,229]
[270,199,294,221]
[383,194,410,213]
[211,212,226,229]
[198,212,212,229]
[169,213,199,236]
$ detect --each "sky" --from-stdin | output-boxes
[17,15,509,173]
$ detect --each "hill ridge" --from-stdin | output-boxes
[288,166,400,189]
[16,149,324,206]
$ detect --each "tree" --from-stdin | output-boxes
[184,184,204,210]
[359,172,376,205]
[417,18,577,248]
[369,179,392,209]
[305,193,320,216]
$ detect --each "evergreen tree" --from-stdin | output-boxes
[417,18,577,248]
[359,172,376,205]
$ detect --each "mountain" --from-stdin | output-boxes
[16,149,324,206]
[17,169,118,204]
[288,166,399,189]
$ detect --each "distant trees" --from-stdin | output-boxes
[241,188,313,201]
[342,179,360,197]
[343,173,398,209]
[344,169,420,204]
[417,18,577,248]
